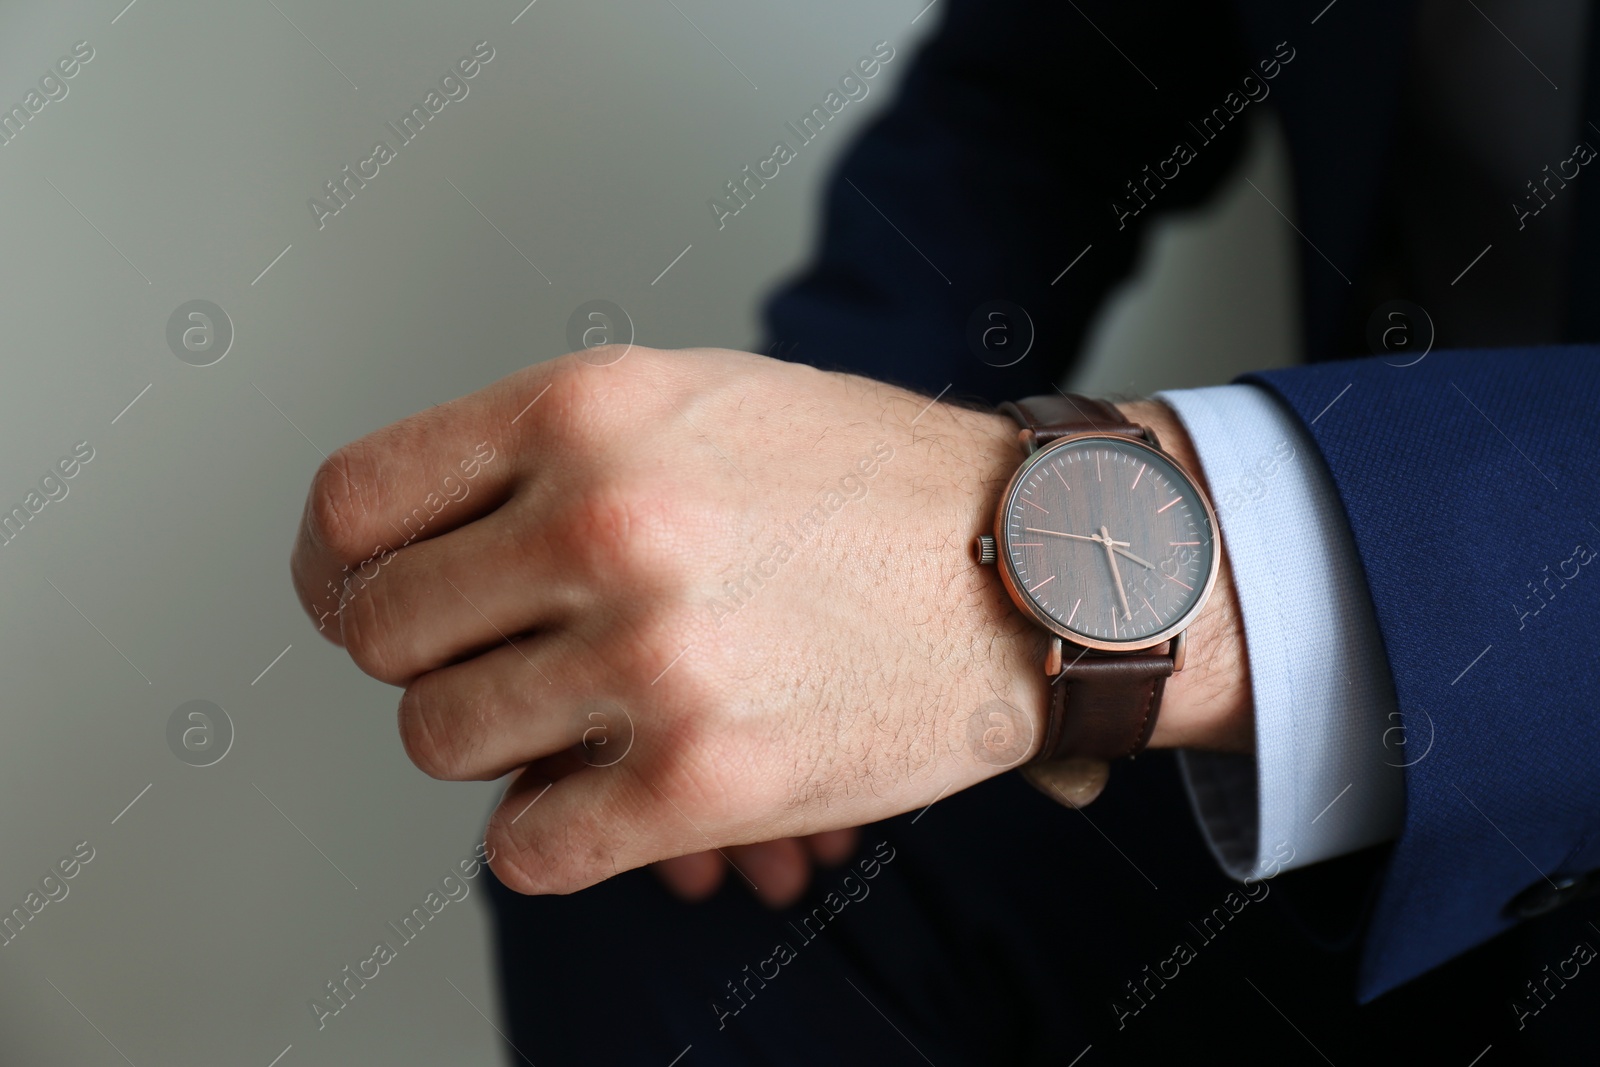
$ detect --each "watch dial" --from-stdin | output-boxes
[1001,436,1215,645]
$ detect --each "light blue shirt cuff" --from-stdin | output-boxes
[1155,384,1405,880]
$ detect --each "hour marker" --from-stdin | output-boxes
[1023,497,1050,515]
[1169,541,1200,545]
[1066,597,1082,626]
[1027,575,1056,593]
[1156,497,1181,513]
[1096,453,1102,482]
[1165,573,1193,591]
[1013,542,1044,547]
[1111,611,1118,638]
[1131,463,1146,490]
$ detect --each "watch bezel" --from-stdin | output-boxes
[993,431,1220,652]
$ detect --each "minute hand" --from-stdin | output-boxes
[1100,525,1133,620]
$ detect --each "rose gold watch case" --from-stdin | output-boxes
[992,430,1221,653]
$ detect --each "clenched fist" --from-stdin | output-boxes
[289,347,1246,899]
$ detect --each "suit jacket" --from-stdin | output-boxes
[764,0,1600,1002]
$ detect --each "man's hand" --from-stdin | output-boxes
[289,347,1248,898]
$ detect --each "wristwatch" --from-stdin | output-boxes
[975,394,1220,803]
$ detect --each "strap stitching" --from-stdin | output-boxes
[1043,674,1068,761]
[1125,679,1157,759]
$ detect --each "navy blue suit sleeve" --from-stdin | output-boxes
[1245,347,1600,1001]
[762,0,1252,402]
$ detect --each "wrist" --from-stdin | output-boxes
[969,396,1253,760]
[1111,399,1252,753]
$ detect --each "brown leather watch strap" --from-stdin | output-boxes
[997,392,1174,766]
[998,394,1145,445]
[1037,652,1172,761]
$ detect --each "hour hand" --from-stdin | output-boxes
[1112,545,1155,569]
[1025,527,1129,546]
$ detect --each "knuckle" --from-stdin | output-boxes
[486,814,612,897]
[651,712,757,817]
[397,683,461,780]
[306,444,378,556]
[603,617,688,700]
[542,347,666,440]
[339,580,410,684]
[577,342,631,366]
[563,481,689,585]
[558,343,661,372]
[484,824,539,894]
[539,360,606,442]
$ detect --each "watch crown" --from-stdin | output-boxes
[974,534,997,565]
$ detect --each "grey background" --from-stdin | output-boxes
[0,1,1295,1063]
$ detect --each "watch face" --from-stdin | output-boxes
[998,434,1217,648]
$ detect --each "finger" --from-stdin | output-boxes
[487,760,727,898]
[337,499,576,685]
[803,827,860,868]
[723,839,811,909]
[398,634,582,781]
[290,379,547,641]
[486,751,787,902]
[652,851,727,902]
